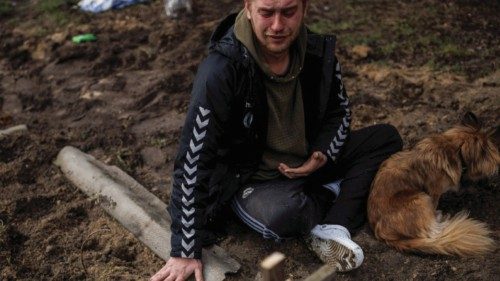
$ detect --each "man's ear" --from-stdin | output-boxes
[245,1,252,20]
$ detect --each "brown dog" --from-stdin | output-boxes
[368,112,499,256]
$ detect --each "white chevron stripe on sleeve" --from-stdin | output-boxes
[181,251,194,258]
[182,196,194,206]
[183,163,197,176]
[193,127,207,141]
[184,174,197,185]
[182,239,195,251]
[329,142,339,154]
[196,115,209,128]
[193,127,206,141]
[185,152,199,165]
[338,129,347,140]
[199,106,211,116]
[182,217,194,227]
[183,207,195,217]
[333,137,343,147]
[183,228,195,239]
[342,118,350,128]
[189,140,203,154]
[327,149,336,161]
[181,184,194,196]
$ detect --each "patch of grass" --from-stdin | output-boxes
[439,43,470,58]
[150,136,169,148]
[341,31,382,48]
[380,42,398,57]
[416,34,441,47]
[0,0,14,16]
[396,22,415,37]
[307,0,499,78]
[308,18,335,34]
[36,0,73,26]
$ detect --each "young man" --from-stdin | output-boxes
[151,0,402,280]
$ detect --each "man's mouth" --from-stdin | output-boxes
[267,34,288,42]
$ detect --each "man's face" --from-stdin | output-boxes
[245,0,305,57]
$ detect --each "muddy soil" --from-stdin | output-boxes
[1,0,499,280]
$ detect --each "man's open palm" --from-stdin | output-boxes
[278,151,327,179]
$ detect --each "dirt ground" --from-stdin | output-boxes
[1,0,499,280]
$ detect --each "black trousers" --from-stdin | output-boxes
[231,124,403,239]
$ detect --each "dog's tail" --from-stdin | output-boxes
[388,211,494,256]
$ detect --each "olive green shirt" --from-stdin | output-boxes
[234,10,308,180]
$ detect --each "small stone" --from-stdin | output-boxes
[351,45,372,60]
[80,91,103,100]
[50,32,68,44]
[45,245,55,254]
[103,246,112,256]
[32,42,50,61]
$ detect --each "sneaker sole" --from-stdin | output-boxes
[308,237,363,272]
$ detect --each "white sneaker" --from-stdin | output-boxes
[307,224,364,272]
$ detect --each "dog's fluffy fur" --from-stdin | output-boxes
[368,113,499,256]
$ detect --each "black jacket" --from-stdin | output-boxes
[169,13,351,259]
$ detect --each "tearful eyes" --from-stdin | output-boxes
[259,9,297,18]
[261,11,273,18]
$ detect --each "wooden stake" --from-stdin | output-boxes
[54,146,240,281]
[0,124,27,139]
[260,252,286,281]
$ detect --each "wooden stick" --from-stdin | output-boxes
[303,265,336,281]
[0,124,27,139]
[260,252,286,281]
[55,146,240,281]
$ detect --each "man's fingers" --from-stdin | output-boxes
[168,268,184,281]
[285,161,316,174]
[318,152,327,162]
[151,265,170,281]
[194,267,204,281]
[279,152,326,178]
[278,163,293,178]
[279,163,290,171]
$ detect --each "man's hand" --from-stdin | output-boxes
[150,257,203,281]
[278,151,327,179]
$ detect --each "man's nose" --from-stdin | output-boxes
[270,14,285,32]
